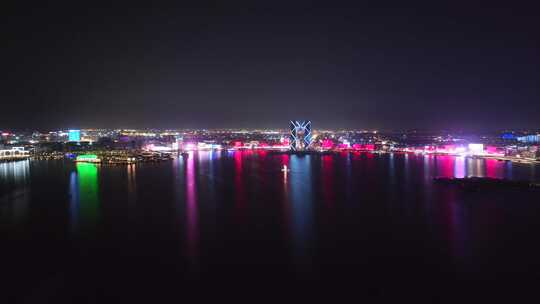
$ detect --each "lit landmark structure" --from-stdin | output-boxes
[289,120,312,151]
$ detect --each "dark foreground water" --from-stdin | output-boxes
[1,151,540,302]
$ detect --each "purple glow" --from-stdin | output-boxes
[185,152,198,264]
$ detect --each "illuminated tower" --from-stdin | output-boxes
[289,120,312,151]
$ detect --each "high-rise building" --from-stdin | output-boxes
[289,120,312,151]
[68,129,81,142]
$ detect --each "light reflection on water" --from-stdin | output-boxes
[69,171,78,233]
[288,155,314,271]
[0,160,30,224]
[69,163,100,236]
[280,154,291,242]
[454,156,466,178]
[234,151,247,220]
[185,152,199,267]
[0,160,30,183]
[1,152,540,284]
[430,155,518,180]
[321,155,335,208]
[127,164,136,203]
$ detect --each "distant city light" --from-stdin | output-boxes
[69,129,81,142]
[322,139,334,149]
[455,146,467,153]
[197,142,210,149]
[146,144,173,152]
[468,143,484,155]
[517,134,540,143]
[184,143,196,151]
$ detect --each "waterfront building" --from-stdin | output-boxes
[289,120,312,151]
[0,147,30,161]
[75,154,101,163]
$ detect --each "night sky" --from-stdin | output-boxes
[3,3,539,131]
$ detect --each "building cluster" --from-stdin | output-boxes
[0,126,539,163]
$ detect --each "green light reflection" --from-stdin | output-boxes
[75,163,100,232]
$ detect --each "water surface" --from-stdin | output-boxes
[1,152,540,301]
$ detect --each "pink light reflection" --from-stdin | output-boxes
[321,155,335,208]
[185,152,198,265]
[438,155,454,178]
[234,151,247,220]
[485,159,503,179]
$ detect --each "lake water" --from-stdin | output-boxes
[1,151,540,302]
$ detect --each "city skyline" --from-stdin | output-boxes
[3,3,540,300]
[2,125,540,135]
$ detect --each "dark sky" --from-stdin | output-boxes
[3,2,540,131]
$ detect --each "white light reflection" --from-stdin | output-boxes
[454,156,466,178]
